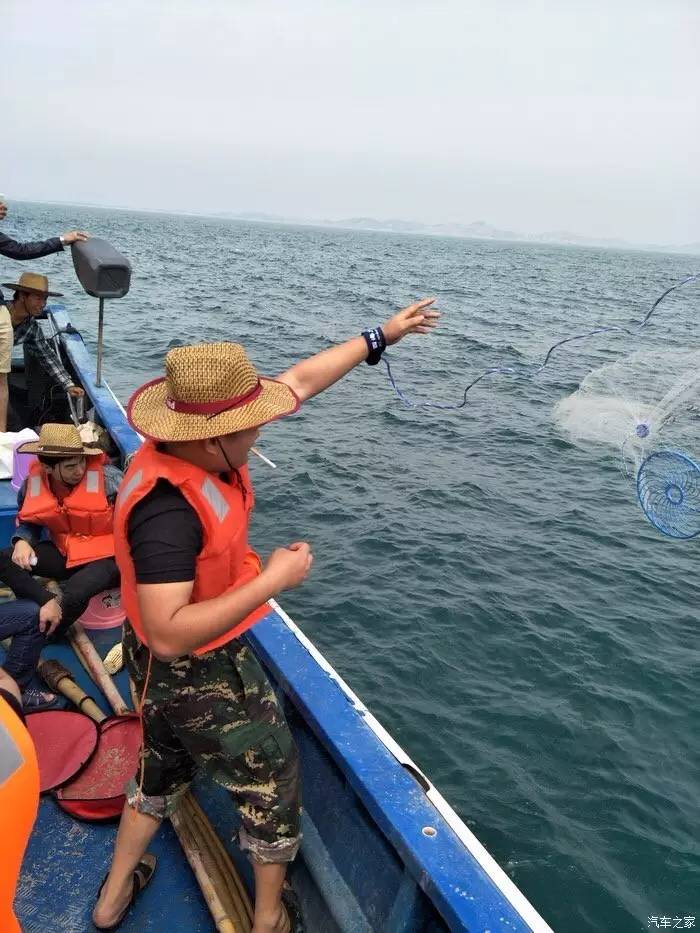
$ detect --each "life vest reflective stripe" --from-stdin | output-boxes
[18,458,115,568]
[114,441,270,656]
[0,697,39,933]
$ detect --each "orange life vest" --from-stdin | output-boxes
[18,457,115,568]
[113,441,270,656]
[0,695,39,933]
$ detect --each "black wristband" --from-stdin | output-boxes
[362,327,386,365]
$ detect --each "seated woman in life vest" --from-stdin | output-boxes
[0,423,122,644]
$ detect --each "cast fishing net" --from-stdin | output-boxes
[553,349,700,537]
[381,272,700,537]
[636,450,700,539]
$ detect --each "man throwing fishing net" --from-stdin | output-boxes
[93,298,439,932]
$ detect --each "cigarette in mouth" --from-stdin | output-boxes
[251,446,277,469]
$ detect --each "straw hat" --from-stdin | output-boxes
[127,342,300,442]
[17,423,103,458]
[1,271,63,298]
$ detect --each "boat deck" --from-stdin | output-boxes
[13,627,217,932]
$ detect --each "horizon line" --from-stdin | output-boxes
[7,195,700,258]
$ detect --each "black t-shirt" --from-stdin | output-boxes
[127,479,204,583]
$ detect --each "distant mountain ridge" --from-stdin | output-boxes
[216,211,700,256]
[15,198,700,256]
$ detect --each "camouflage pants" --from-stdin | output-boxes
[123,623,301,864]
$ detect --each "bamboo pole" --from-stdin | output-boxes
[171,791,253,932]
[181,793,254,926]
[180,795,247,913]
[183,814,249,932]
[179,797,251,932]
[37,659,107,724]
[67,622,128,715]
[171,806,239,933]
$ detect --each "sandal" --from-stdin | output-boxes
[21,685,60,712]
[93,855,157,931]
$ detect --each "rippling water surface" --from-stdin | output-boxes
[6,202,699,932]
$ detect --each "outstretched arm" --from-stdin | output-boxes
[0,229,88,260]
[0,230,63,261]
[277,298,439,403]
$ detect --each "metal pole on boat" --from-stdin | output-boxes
[96,296,105,387]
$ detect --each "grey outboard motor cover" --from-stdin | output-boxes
[71,238,131,298]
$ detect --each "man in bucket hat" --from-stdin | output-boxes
[1,272,85,430]
[93,298,439,932]
[0,423,122,705]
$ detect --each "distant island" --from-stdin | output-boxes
[15,198,700,256]
[212,212,700,257]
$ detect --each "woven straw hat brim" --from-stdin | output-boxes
[16,441,102,457]
[128,375,300,441]
[1,283,64,298]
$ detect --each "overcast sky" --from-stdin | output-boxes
[3,1,699,244]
